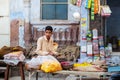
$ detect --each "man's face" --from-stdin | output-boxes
[45,30,52,39]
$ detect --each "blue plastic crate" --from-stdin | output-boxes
[108,66,120,72]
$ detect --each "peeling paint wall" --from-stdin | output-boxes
[10,0,24,47]
[10,0,31,47]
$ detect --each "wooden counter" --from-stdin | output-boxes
[28,70,111,80]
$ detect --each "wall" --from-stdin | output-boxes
[0,0,10,48]
[10,0,32,47]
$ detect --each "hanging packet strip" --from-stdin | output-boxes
[94,0,99,14]
[85,0,92,8]
[88,0,92,8]
[85,0,88,8]
[91,0,95,20]
[80,0,89,63]
[80,0,89,41]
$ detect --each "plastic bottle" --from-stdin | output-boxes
[108,43,112,54]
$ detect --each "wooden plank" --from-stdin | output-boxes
[35,70,111,79]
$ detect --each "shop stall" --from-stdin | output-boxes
[0,0,114,80]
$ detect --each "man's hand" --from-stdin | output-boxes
[32,54,38,58]
[48,51,54,55]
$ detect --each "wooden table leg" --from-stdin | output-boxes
[19,62,25,80]
[36,72,38,80]
[4,65,10,80]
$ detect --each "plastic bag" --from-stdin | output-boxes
[41,60,62,73]
[26,55,62,71]
[4,51,25,61]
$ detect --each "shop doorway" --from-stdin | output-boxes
[106,0,120,51]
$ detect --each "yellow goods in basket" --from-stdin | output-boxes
[74,62,92,67]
